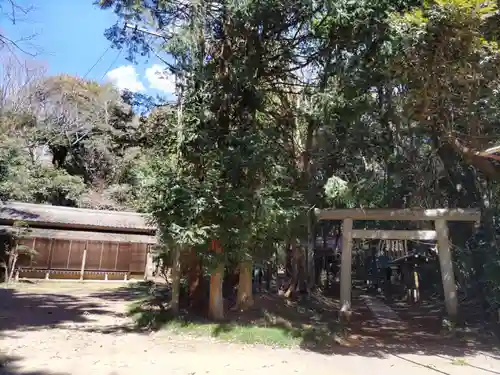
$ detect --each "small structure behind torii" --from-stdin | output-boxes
[314,208,481,321]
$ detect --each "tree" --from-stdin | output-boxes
[388,0,500,310]
[0,52,153,209]
[101,0,311,314]
[0,221,36,283]
[0,1,38,57]
[98,0,500,320]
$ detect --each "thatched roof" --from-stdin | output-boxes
[0,202,155,234]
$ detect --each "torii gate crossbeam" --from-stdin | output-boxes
[314,208,480,322]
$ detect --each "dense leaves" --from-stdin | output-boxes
[2,0,500,316]
[96,0,500,314]
[0,54,154,209]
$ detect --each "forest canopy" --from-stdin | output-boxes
[1,0,500,318]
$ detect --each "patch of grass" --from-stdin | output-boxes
[126,297,341,348]
[165,321,303,347]
[450,358,468,366]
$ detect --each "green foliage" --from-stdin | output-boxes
[4,0,500,316]
[324,176,353,207]
[0,136,87,205]
[0,221,37,282]
[29,166,87,205]
[137,154,221,249]
[0,55,161,210]
[105,0,312,270]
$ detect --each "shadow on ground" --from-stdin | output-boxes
[0,285,123,336]
[2,280,499,368]
[0,354,68,375]
[85,281,155,302]
[89,282,500,362]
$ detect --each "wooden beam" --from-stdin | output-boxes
[48,238,54,269]
[315,208,480,222]
[435,219,458,320]
[30,238,35,268]
[340,218,353,318]
[80,242,88,281]
[351,229,437,240]
[0,226,157,244]
[144,245,154,280]
[306,209,315,289]
[114,243,120,271]
[478,144,500,155]
[98,241,104,269]
[66,240,73,269]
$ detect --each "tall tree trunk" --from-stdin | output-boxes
[300,115,315,288]
[236,260,253,310]
[209,241,225,320]
[170,246,181,314]
[209,262,225,320]
[306,209,315,289]
[285,240,292,278]
[266,261,272,291]
[285,241,302,298]
[184,248,204,311]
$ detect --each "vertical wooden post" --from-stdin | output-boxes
[30,238,36,267]
[322,226,327,250]
[66,240,73,269]
[306,209,315,289]
[44,241,50,280]
[435,218,458,320]
[98,241,104,270]
[114,243,120,270]
[413,266,420,303]
[143,245,148,280]
[340,218,353,317]
[144,245,154,280]
[80,241,88,281]
[48,239,54,270]
[326,256,330,288]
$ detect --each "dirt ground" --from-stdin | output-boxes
[1,282,499,375]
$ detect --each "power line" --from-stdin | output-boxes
[101,48,123,81]
[124,23,164,38]
[124,23,178,80]
[99,24,162,82]
[83,45,111,79]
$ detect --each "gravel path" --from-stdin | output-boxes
[1,283,499,375]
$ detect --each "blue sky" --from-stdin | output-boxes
[2,0,174,96]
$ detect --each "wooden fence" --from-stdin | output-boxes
[17,237,148,278]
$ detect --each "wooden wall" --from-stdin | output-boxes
[17,237,148,274]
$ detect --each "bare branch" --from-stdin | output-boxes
[1,0,33,22]
[0,33,39,57]
[0,1,40,57]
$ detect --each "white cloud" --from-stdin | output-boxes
[106,65,145,92]
[145,64,176,94]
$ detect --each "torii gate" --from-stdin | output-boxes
[314,208,481,321]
